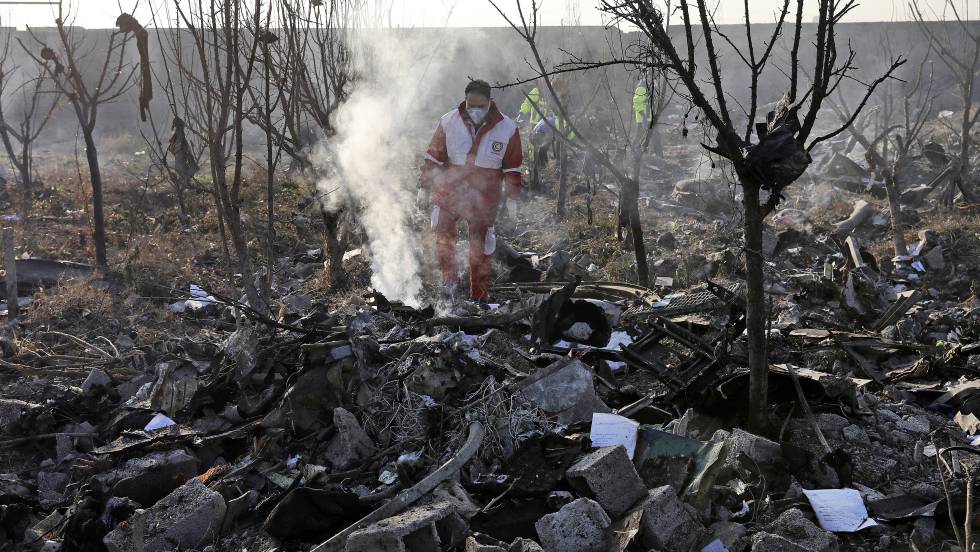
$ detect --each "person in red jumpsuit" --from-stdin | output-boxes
[419,79,524,302]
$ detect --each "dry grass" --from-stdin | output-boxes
[24,277,115,333]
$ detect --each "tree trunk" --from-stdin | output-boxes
[175,177,189,222]
[18,142,31,221]
[883,170,908,256]
[264,46,275,303]
[82,129,108,268]
[742,179,768,432]
[556,137,568,219]
[622,176,649,286]
[320,204,346,288]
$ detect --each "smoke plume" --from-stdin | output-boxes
[316,31,446,306]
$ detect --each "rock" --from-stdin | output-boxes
[36,471,68,509]
[95,449,199,507]
[346,501,467,552]
[82,368,112,394]
[891,430,913,444]
[896,415,930,435]
[607,504,643,552]
[534,498,611,552]
[760,508,838,552]
[923,246,945,270]
[841,424,869,445]
[751,532,810,552]
[815,413,850,435]
[55,434,74,462]
[0,398,38,434]
[323,408,376,470]
[566,446,647,518]
[429,480,480,520]
[294,261,321,278]
[261,364,341,434]
[876,408,901,424]
[707,521,747,552]
[508,538,544,552]
[910,517,935,549]
[515,359,610,425]
[639,486,706,551]
[724,428,782,466]
[909,482,942,501]
[103,479,227,552]
[466,533,507,552]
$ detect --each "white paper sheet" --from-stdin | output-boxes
[590,413,639,459]
[802,488,878,532]
[701,539,730,552]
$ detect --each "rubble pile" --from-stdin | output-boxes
[2,239,980,552]
[3,135,980,552]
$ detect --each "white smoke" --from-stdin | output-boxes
[316,31,447,306]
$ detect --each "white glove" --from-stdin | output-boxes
[430,205,440,229]
[483,226,496,255]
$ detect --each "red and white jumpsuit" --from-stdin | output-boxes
[420,101,524,301]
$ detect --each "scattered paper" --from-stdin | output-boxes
[590,413,639,459]
[605,331,633,350]
[144,413,176,431]
[803,488,878,532]
[606,360,626,373]
[378,470,398,485]
[701,539,730,552]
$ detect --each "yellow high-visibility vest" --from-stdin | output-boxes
[633,84,650,123]
[520,87,548,126]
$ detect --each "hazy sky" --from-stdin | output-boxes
[0,0,969,29]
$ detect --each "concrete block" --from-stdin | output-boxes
[103,479,226,552]
[508,538,544,552]
[566,445,646,518]
[465,533,507,552]
[751,532,810,552]
[640,485,706,551]
[761,508,838,552]
[725,428,782,465]
[515,359,610,425]
[535,498,611,552]
[345,501,465,552]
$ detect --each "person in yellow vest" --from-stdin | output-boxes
[633,79,663,155]
[518,86,547,129]
[633,79,651,127]
[518,86,550,189]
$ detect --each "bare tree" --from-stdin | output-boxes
[910,0,980,205]
[21,7,136,267]
[543,0,905,430]
[825,42,936,257]
[249,0,357,170]
[246,0,357,289]
[164,0,266,311]
[0,26,61,220]
[489,1,657,286]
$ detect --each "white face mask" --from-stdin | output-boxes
[467,106,488,125]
